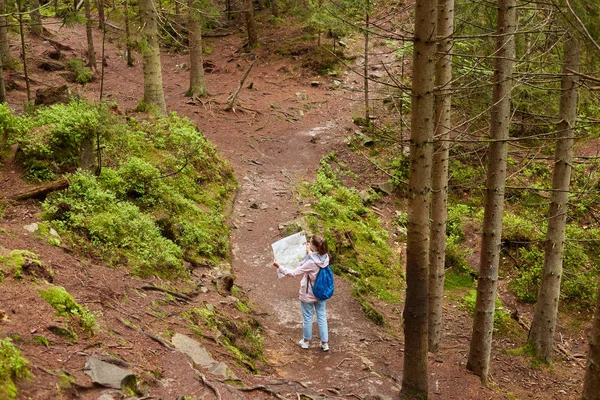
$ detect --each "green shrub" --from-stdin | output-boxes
[16,101,104,181]
[304,154,401,302]
[0,338,31,400]
[41,112,236,279]
[463,289,512,332]
[67,59,94,84]
[39,286,98,335]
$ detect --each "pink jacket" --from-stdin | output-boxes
[278,252,330,303]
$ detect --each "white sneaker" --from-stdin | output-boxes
[298,339,309,349]
[320,342,329,352]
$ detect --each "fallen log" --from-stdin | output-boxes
[11,179,69,201]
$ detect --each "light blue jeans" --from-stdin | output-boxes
[300,300,328,343]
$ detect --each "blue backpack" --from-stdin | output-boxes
[309,264,335,301]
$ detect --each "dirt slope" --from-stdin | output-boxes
[0,15,587,400]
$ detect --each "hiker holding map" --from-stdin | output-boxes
[273,234,331,352]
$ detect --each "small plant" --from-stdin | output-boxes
[39,286,98,335]
[462,290,512,332]
[0,338,31,400]
[67,59,93,84]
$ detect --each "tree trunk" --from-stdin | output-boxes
[124,0,134,67]
[139,0,167,116]
[0,57,6,103]
[0,0,9,66]
[428,0,454,355]
[466,0,516,385]
[97,0,105,29]
[185,0,207,97]
[30,0,43,35]
[363,7,369,122]
[271,0,278,18]
[527,32,580,364]
[84,0,97,70]
[583,284,600,400]
[400,0,437,397]
[17,7,31,102]
[245,0,257,48]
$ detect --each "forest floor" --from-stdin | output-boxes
[0,12,590,400]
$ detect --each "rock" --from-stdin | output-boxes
[259,203,269,210]
[310,81,321,87]
[24,223,39,233]
[35,85,72,106]
[371,182,396,196]
[171,333,238,379]
[332,80,342,89]
[171,333,215,368]
[84,356,136,390]
[295,92,308,101]
[249,199,259,209]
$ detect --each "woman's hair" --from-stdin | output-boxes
[310,235,328,255]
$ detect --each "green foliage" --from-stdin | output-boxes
[40,110,235,279]
[444,271,475,291]
[0,338,31,400]
[303,153,401,302]
[39,286,98,335]
[15,101,103,181]
[389,153,409,186]
[67,59,94,84]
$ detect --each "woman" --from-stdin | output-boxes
[274,235,330,351]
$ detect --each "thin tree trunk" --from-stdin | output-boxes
[30,0,43,35]
[583,283,600,400]
[17,7,31,102]
[245,0,257,48]
[185,0,207,97]
[527,32,580,364]
[139,0,167,115]
[124,0,133,67]
[0,57,6,103]
[400,0,437,397]
[84,0,97,70]
[0,0,9,66]
[97,0,105,29]
[428,0,454,355]
[270,0,278,18]
[363,6,369,122]
[467,0,516,385]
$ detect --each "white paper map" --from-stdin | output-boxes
[271,232,307,273]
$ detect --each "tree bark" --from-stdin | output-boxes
[97,0,105,29]
[400,0,437,397]
[583,284,600,400]
[139,0,167,116]
[467,0,516,385]
[84,0,97,70]
[185,0,208,97]
[245,0,257,48]
[30,0,43,35]
[17,5,31,102]
[0,0,9,66]
[0,57,6,103]
[428,0,454,355]
[124,0,134,67]
[363,7,369,122]
[527,32,580,364]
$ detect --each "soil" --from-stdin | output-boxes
[0,12,589,400]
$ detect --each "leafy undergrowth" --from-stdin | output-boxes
[0,338,31,400]
[2,101,237,279]
[300,152,403,325]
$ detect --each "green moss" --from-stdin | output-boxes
[0,338,31,400]
[39,286,98,335]
[0,250,43,281]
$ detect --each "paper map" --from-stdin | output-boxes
[271,232,307,275]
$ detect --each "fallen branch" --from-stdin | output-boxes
[10,178,69,201]
[118,318,173,349]
[139,284,194,302]
[225,56,257,112]
[198,373,222,400]
[41,36,74,51]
